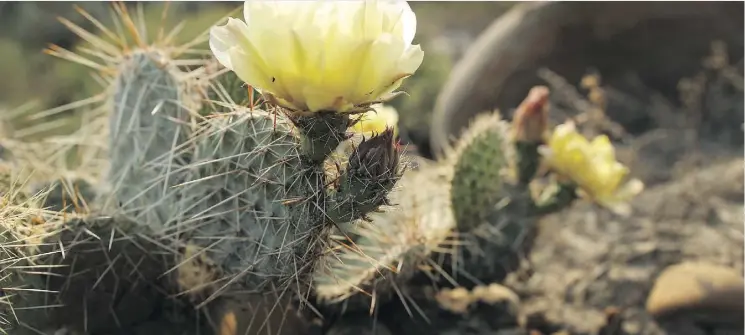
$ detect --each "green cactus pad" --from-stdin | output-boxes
[447,112,516,232]
[169,109,328,290]
[1,215,207,334]
[107,51,193,229]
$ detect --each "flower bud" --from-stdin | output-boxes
[512,85,550,143]
[348,127,399,181]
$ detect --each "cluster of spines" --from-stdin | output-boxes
[313,163,456,307]
[0,172,100,333]
[446,112,516,232]
[171,109,322,293]
[311,87,582,313]
[0,2,592,334]
[1,3,410,330]
[105,50,194,229]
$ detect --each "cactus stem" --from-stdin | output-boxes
[514,141,542,186]
[289,112,351,163]
[530,181,578,215]
[447,112,516,232]
[313,167,454,308]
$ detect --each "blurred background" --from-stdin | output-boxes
[0,2,512,152]
[0,2,742,161]
[0,2,743,333]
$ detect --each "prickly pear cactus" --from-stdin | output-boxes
[314,162,454,306]
[2,3,406,333]
[106,51,193,227]
[103,53,401,294]
[0,3,645,335]
[0,191,206,334]
[311,86,582,316]
[168,109,328,291]
[447,113,516,231]
[437,112,539,288]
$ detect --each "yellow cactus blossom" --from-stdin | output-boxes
[209,0,424,113]
[349,104,399,137]
[539,121,644,215]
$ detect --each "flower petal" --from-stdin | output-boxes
[227,47,273,99]
[398,44,424,76]
[589,135,616,161]
[542,120,643,212]
[208,18,246,70]
[212,0,424,113]
[613,178,644,201]
[351,104,400,136]
[387,0,417,47]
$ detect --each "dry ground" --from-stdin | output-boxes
[516,157,743,335]
[503,45,744,335]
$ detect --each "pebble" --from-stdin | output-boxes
[436,283,521,315]
[646,262,744,328]
[208,293,311,335]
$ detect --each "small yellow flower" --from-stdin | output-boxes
[539,121,644,215]
[209,0,424,113]
[349,104,399,137]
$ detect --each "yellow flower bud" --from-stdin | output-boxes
[209,0,424,113]
[540,122,644,215]
[349,104,399,137]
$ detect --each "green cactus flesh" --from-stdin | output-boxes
[107,51,192,229]
[313,165,455,308]
[442,184,538,288]
[168,109,328,290]
[1,215,207,335]
[398,112,531,288]
[103,50,335,291]
[447,112,515,232]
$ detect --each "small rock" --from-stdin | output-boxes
[646,262,744,328]
[436,283,524,331]
[436,283,521,318]
[436,287,474,314]
[473,283,521,308]
[207,292,311,335]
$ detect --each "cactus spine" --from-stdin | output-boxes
[312,87,580,312]
[314,163,454,305]
[2,3,407,333]
[106,51,193,229]
[0,3,610,334]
